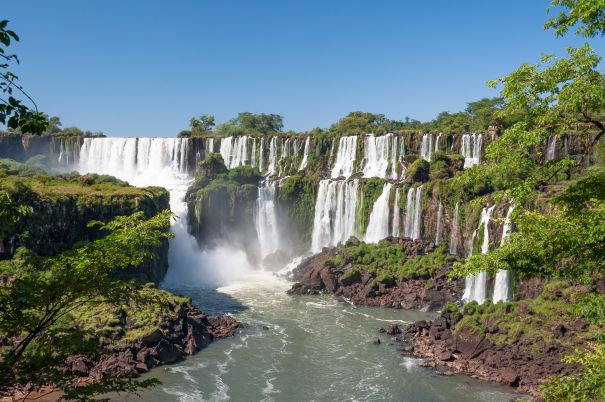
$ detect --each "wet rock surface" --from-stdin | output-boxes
[287,237,462,311]
[59,305,242,381]
[399,310,580,397]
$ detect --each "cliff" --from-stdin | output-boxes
[0,160,170,283]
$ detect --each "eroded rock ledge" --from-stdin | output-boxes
[59,305,241,381]
[288,237,462,311]
[399,309,580,397]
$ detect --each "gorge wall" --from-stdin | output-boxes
[0,131,589,298]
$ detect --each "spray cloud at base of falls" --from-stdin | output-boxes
[77,137,268,289]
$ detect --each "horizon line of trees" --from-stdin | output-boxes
[178,97,518,139]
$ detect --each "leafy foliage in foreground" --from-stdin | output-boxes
[0,211,173,393]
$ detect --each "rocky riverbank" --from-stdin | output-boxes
[1,302,241,401]
[397,280,602,398]
[288,237,462,311]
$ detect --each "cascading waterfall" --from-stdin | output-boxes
[220,136,250,169]
[462,205,495,304]
[258,137,265,172]
[362,134,391,178]
[310,179,360,252]
[449,202,459,254]
[207,138,214,154]
[365,183,393,243]
[493,205,515,303]
[255,183,280,259]
[250,137,257,168]
[434,133,442,154]
[331,136,358,178]
[403,186,423,240]
[390,136,399,179]
[420,134,433,162]
[547,134,557,161]
[267,137,279,176]
[435,201,443,245]
[299,136,310,171]
[391,187,401,237]
[461,133,483,168]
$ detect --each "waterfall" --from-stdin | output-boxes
[362,134,391,178]
[267,137,279,176]
[390,135,399,179]
[434,133,442,154]
[256,183,280,258]
[299,136,310,171]
[310,179,360,252]
[365,183,393,243]
[435,201,443,245]
[449,202,459,254]
[462,205,495,304]
[547,134,557,161]
[331,136,358,178]
[207,138,214,154]
[250,137,257,168]
[403,186,423,240]
[420,134,433,162]
[219,136,251,169]
[461,133,483,168]
[259,137,265,172]
[391,187,401,237]
[78,137,200,283]
[493,205,515,303]
[278,138,290,177]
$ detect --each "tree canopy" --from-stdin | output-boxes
[0,20,47,134]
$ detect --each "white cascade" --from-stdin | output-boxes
[250,137,257,168]
[461,133,483,168]
[259,137,265,172]
[219,136,250,169]
[420,134,433,162]
[403,186,423,240]
[310,179,360,252]
[362,134,391,178]
[207,138,214,154]
[391,187,401,237]
[390,135,399,179]
[78,137,203,285]
[547,134,557,161]
[435,201,443,245]
[331,136,358,178]
[256,183,280,259]
[493,205,515,303]
[267,137,279,176]
[434,133,442,154]
[365,183,393,243]
[462,205,496,304]
[299,136,310,171]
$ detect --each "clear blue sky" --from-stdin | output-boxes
[4,1,604,137]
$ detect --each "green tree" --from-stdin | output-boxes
[329,111,391,135]
[189,114,215,137]
[0,20,47,134]
[0,211,172,396]
[545,0,605,37]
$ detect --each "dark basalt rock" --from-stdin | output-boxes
[287,237,462,311]
[57,305,242,382]
[399,310,583,397]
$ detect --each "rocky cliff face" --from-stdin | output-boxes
[288,237,463,311]
[0,168,171,283]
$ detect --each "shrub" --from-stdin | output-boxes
[407,159,430,183]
